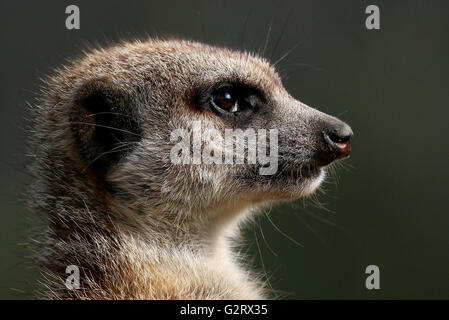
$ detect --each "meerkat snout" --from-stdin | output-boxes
[29,39,353,299]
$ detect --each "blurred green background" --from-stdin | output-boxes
[0,0,447,299]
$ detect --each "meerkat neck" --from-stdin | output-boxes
[112,195,253,252]
[38,193,262,299]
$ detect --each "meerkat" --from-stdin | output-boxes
[27,39,352,299]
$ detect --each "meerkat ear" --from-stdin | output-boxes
[69,78,141,173]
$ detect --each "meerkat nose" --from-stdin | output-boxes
[323,121,353,159]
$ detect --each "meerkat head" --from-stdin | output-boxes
[45,39,351,229]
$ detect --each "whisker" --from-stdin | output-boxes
[264,210,304,248]
[301,209,337,228]
[262,21,273,57]
[240,9,253,49]
[269,11,292,61]
[258,216,277,257]
[67,121,142,138]
[273,43,300,67]
[88,112,134,118]
[82,144,134,172]
[253,228,273,290]
[284,62,327,73]
[295,211,328,247]
[336,110,349,117]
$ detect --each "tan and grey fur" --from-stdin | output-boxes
[28,39,352,299]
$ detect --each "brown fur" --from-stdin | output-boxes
[28,39,351,299]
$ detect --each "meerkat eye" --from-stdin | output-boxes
[213,89,238,112]
[210,85,259,115]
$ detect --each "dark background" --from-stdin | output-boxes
[0,0,448,299]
